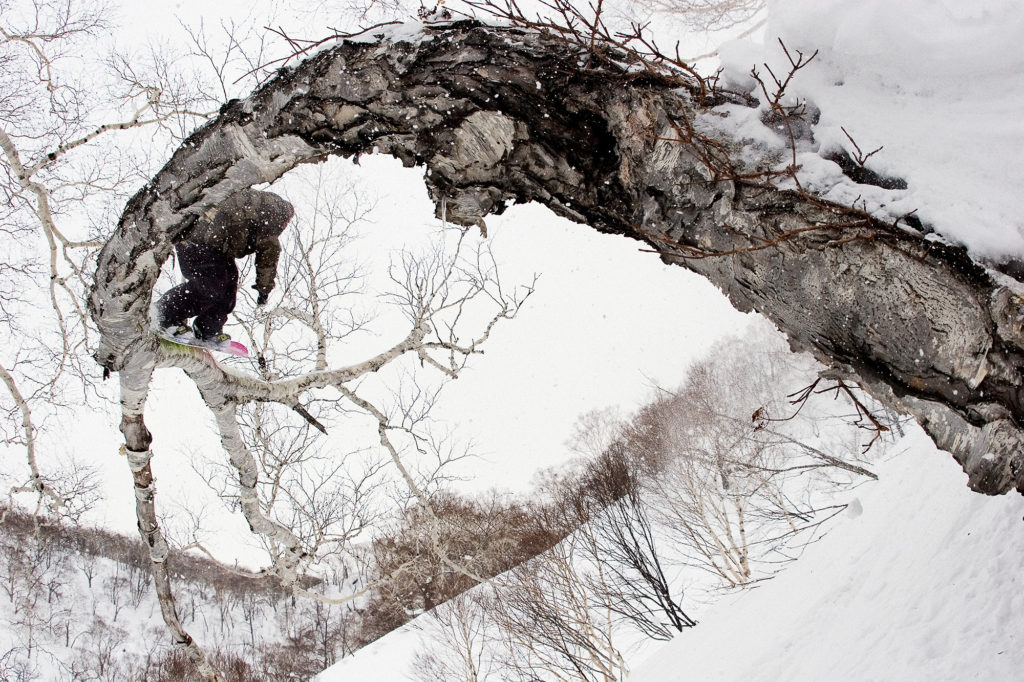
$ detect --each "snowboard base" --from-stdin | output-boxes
[155,328,249,357]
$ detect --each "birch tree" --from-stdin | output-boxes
[4,2,531,677]
[629,327,876,588]
[0,0,274,521]
[94,10,1024,512]
[489,540,628,682]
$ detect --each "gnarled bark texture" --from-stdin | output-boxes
[90,21,1024,494]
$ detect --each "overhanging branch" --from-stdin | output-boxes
[90,21,1024,512]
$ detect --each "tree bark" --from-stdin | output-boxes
[89,21,1024,494]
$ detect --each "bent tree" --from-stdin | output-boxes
[89,17,1024,677]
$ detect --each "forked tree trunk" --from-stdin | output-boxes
[90,21,1024,494]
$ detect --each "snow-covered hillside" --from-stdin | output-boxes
[631,431,1024,681]
[630,432,1024,675]
[0,512,361,680]
[319,431,1024,681]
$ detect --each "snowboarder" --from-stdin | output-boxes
[157,189,294,343]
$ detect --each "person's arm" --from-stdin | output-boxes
[252,237,281,304]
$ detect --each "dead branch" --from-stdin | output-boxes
[762,377,890,453]
[840,126,883,167]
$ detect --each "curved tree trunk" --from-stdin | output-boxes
[90,21,1024,495]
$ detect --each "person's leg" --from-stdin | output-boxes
[157,283,197,330]
[157,242,238,338]
[189,249,239,340]
[156,243,207,329]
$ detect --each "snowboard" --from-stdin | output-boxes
[155,328,249,357]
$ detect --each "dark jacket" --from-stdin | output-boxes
[187,189,294,294]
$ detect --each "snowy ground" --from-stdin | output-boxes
[632,432,1024,682]
[317,431,1024,681]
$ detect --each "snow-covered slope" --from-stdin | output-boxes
[318,432,1024,681]
[633,431,1024,681]
[0,514,356,680]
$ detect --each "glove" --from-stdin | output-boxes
[253,284,269,306]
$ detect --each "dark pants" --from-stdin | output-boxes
[157,241,238,339]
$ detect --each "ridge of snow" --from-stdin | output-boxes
[717,0,1024,261]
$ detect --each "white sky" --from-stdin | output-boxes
[306,4,756,492]
[344,157,752,493]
